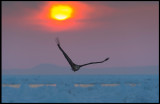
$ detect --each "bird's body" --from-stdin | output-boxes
[56,38,109,72]
[71,64,81,72]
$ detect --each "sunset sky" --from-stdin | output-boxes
[2,1,159,73]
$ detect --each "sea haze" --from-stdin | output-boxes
[2,64,159,75]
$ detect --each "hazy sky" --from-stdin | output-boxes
[2,1,159,71]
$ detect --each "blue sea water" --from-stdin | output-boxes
[2,75,159,103]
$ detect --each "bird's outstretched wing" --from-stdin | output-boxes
[55,37,75,67]
[80,57,109,67]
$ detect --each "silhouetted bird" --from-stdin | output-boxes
[55,37,109,72]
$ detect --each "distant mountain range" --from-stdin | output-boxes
[2,64,159,75]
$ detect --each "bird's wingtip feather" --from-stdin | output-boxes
[55,37,60,45]
[105,57,109,61]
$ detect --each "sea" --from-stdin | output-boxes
[2,75,159,103]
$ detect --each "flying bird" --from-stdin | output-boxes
[55,38,109,72]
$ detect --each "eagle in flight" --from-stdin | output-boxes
[56,38,109,72]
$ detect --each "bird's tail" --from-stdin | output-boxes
[55,37,60,45]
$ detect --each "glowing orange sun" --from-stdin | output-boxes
[35,1,93,31]
[50,5,73,20]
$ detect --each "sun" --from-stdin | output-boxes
[50,5,73,20]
